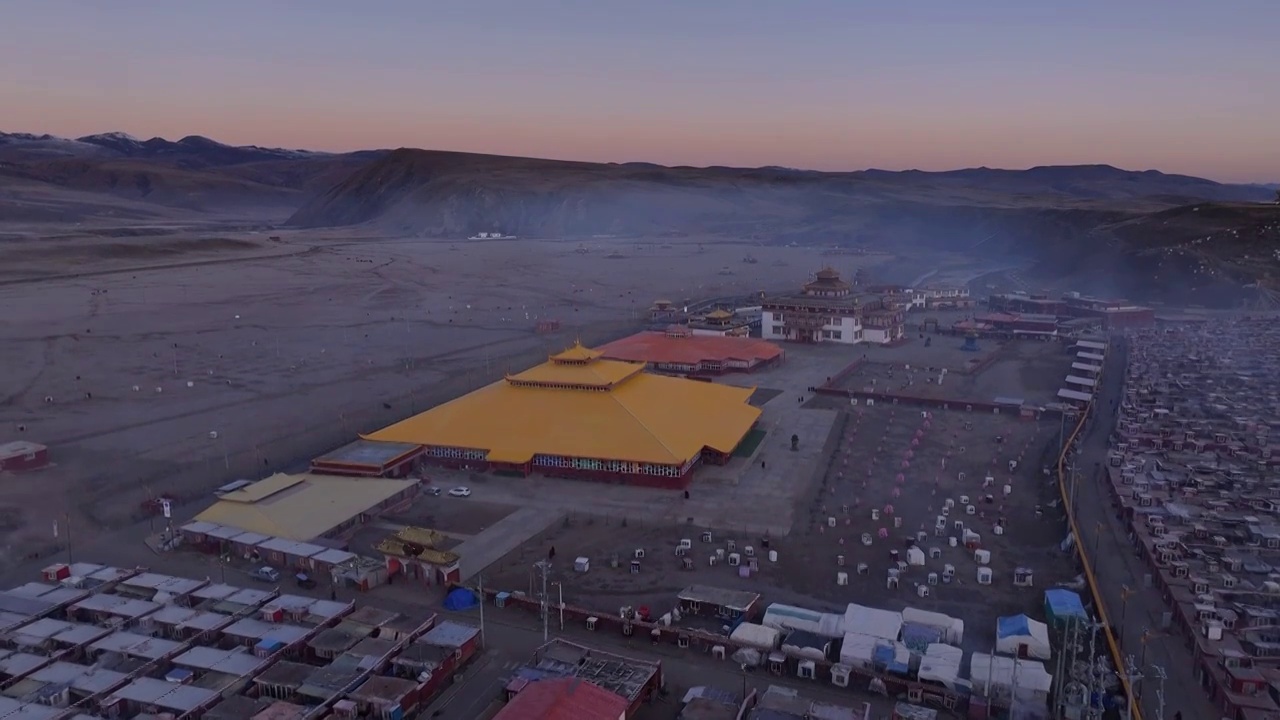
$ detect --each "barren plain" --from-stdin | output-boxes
[0,222,893,568]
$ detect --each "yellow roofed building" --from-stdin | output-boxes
[365,342,762,488]
[194,472,420,541]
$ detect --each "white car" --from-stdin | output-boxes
[448,487,472,497]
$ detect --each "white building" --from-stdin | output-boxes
[761,268,904,345]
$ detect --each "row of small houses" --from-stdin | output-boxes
[3,565,482,720]
[484,581,1090,717]
[718,600,1073,716]
[178,521,464,592]
[1057,340,1107,408]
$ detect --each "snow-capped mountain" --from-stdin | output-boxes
[0,131,117,159]
[0,130,331,166]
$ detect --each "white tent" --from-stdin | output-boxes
[901,606,965,645]
[841,603,903,641]
[970,653,1053,706]
[995,614,1052,660]
[917,643,968,692]
[838,632,879,668]
[761,603,845,638]
[730,622,781,651]
[906,546,926,566]
[780,631,829,662]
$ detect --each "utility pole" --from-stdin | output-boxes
[1085,621,1100,717]
[1118,585,1135,639]
[556,582,564,631]
[1121,654,1142,720]
[1052,616,1073,718]
[1150,664,1167,720]
[535,560,550,642]
[478,572,486,649]
[1092,521,1103,571]
[1068,461,1079,516]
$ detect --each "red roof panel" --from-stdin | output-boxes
[491,677,628,720]
[597,331,782,368]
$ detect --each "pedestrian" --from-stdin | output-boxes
[761,460,766,469]
[329,588,337,601]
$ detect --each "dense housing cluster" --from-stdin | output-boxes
[1105,318,1280,720]
[0,564,479,719]
[978,291,1155,335]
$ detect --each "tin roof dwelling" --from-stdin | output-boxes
[1105,319,1280,719]
[194,472,418,541]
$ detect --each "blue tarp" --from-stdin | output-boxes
[256,638,286,654]
[1044,589,1088,625]
[996,614,1032,639]
[443,588,478,611]
[872,643,909,674]
[900,622,944,653]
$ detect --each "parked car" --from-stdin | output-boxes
[428,487,442,497]
[448,486,472,497]
[250,566,280,583]
[295,572,317,589]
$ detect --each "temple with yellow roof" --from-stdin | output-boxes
[364,342,762,488]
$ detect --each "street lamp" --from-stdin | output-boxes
[1118,585,1135,640]
[1092,521,1104,571]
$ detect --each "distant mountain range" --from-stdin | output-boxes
[0,130,349,164]
[0,131,387,218]
[2,130,1277,304]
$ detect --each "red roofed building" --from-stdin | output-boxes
[0,441,49,472]
[597,327,784,375]
[493,677,628,720]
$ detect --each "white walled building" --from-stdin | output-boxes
[761,268,904,345]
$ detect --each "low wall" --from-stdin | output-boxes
[813,387,1053,418]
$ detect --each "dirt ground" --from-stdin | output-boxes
[0,221,894,567]
[783,402,1073,652]
[381,496,518,537]
[835,333,1073,407]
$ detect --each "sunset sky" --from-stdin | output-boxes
[2,0,1276,183]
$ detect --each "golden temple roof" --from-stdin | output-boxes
[365,345,761,466]
[510,354,644,389]
[376,526,459,565]
[549,341,602,363]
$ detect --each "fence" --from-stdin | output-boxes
[1053,352,1142,720]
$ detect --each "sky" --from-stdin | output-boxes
[2,0,1277,183]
